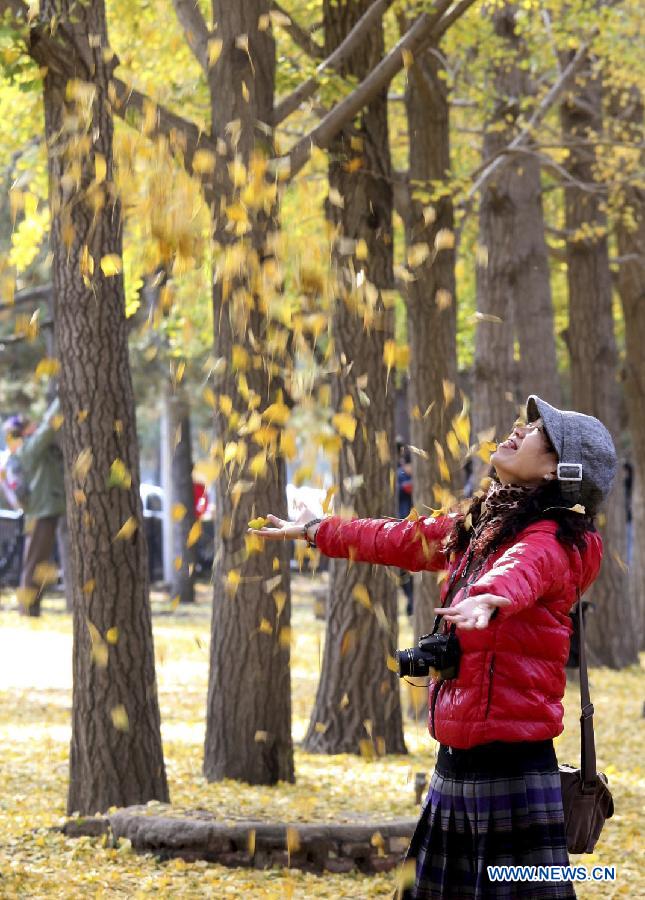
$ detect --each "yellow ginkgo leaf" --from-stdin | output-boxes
[100,254,123,277]
[172,503,187,522]
[186,520,202,548]
[248,517,268,529]
[94,153,107,183]
[113,516,137,541]
[110,705,129,732]
[352,584,372,610]
[331,412,356,442]
[208,37,223,66]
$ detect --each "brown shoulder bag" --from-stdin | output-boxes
[559,595,614,854]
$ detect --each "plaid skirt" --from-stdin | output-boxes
[399,741,576,900]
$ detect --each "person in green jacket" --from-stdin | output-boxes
[3,399,65,616]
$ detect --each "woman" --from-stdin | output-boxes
[252,395,617,899]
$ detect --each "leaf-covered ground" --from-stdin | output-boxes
[0,575,642,898]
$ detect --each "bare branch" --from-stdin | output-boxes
[282,0,477,180]
[272,0,397,126]
[272,2,324,60]
[4,285,53,310]
[171,0,211,73]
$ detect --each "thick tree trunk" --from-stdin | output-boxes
[37,0,168,813]
[473,4,560,469]
[560,61,638,667]
[169,387,197,604]
[402,48,458,640]
[613,87,645,647]
[303,0,405,756]
[203,0,294,784]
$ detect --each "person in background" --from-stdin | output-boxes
[3,399,65,616]
[396,438,414,616]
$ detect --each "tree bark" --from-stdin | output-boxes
[401,45,459,640]
[560,58,638,667]
[612,86,645,647]
[36,0,168,813]
[303,0,405,756]
[203,0,294,784]
[169,386,197,604]
[473,3,560,472]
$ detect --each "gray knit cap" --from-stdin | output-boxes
[526,395,617,514]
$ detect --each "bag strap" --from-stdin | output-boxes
[575,589,598,789]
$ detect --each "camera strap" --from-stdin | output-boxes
[432,546,484,634]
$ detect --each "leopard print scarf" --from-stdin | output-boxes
[471,480,533,552]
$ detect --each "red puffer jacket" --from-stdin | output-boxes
[316,514,603,749]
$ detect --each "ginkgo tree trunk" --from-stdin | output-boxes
[17,0,169,813]
[400,39,460,642]
[473,2,560,463]
[302,0,406,757]
[560,51,638,668]
[199,0,295,784]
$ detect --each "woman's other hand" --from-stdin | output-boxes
[434,593,511,630]
[248,505,318,542]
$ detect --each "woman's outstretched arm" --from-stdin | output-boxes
[252,511,455,572]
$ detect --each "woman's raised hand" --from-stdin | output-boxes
[248,504,318,542]
[434,593,511,630]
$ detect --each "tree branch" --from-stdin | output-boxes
[272,0,397,126]
[282,0,477,180]
[171,0,211,73]
[272,2,324,60]
[462,38,592,207]
[0,285,53,312]
[110,78,217,181]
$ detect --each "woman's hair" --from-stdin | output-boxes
[445,478,596,558]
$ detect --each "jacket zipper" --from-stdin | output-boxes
[484,655,495,718]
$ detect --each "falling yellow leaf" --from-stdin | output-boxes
[340,628,357,656]
[35,357,60,378]
[73,448,93,482]
[352,584,372,610]
[207,37,223,66]
[172,503,187,522]
[407,243,430,268]
[108,458,131,490]
[110,705,129,732]
[186,520,202,548]
[401,47,414,69]
[286,827,300,854]
[106,627,119,645]
[225,569,241,596]
[191,149,216,175]
[331,412,356,442]
[113,516,137,541]
[322,485,337,514]
[100,254,123,277]
[94,153,107,183]
[87,621,108,668]
[434,228,455,251]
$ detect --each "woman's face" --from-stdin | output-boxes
[490,418,558,486]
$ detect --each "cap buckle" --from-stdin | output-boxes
[557,462,583,482]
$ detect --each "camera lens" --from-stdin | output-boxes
[395,647,432,678]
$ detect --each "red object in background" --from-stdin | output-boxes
[193,481,207,518]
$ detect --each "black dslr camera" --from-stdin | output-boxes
[396,627,460,680]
